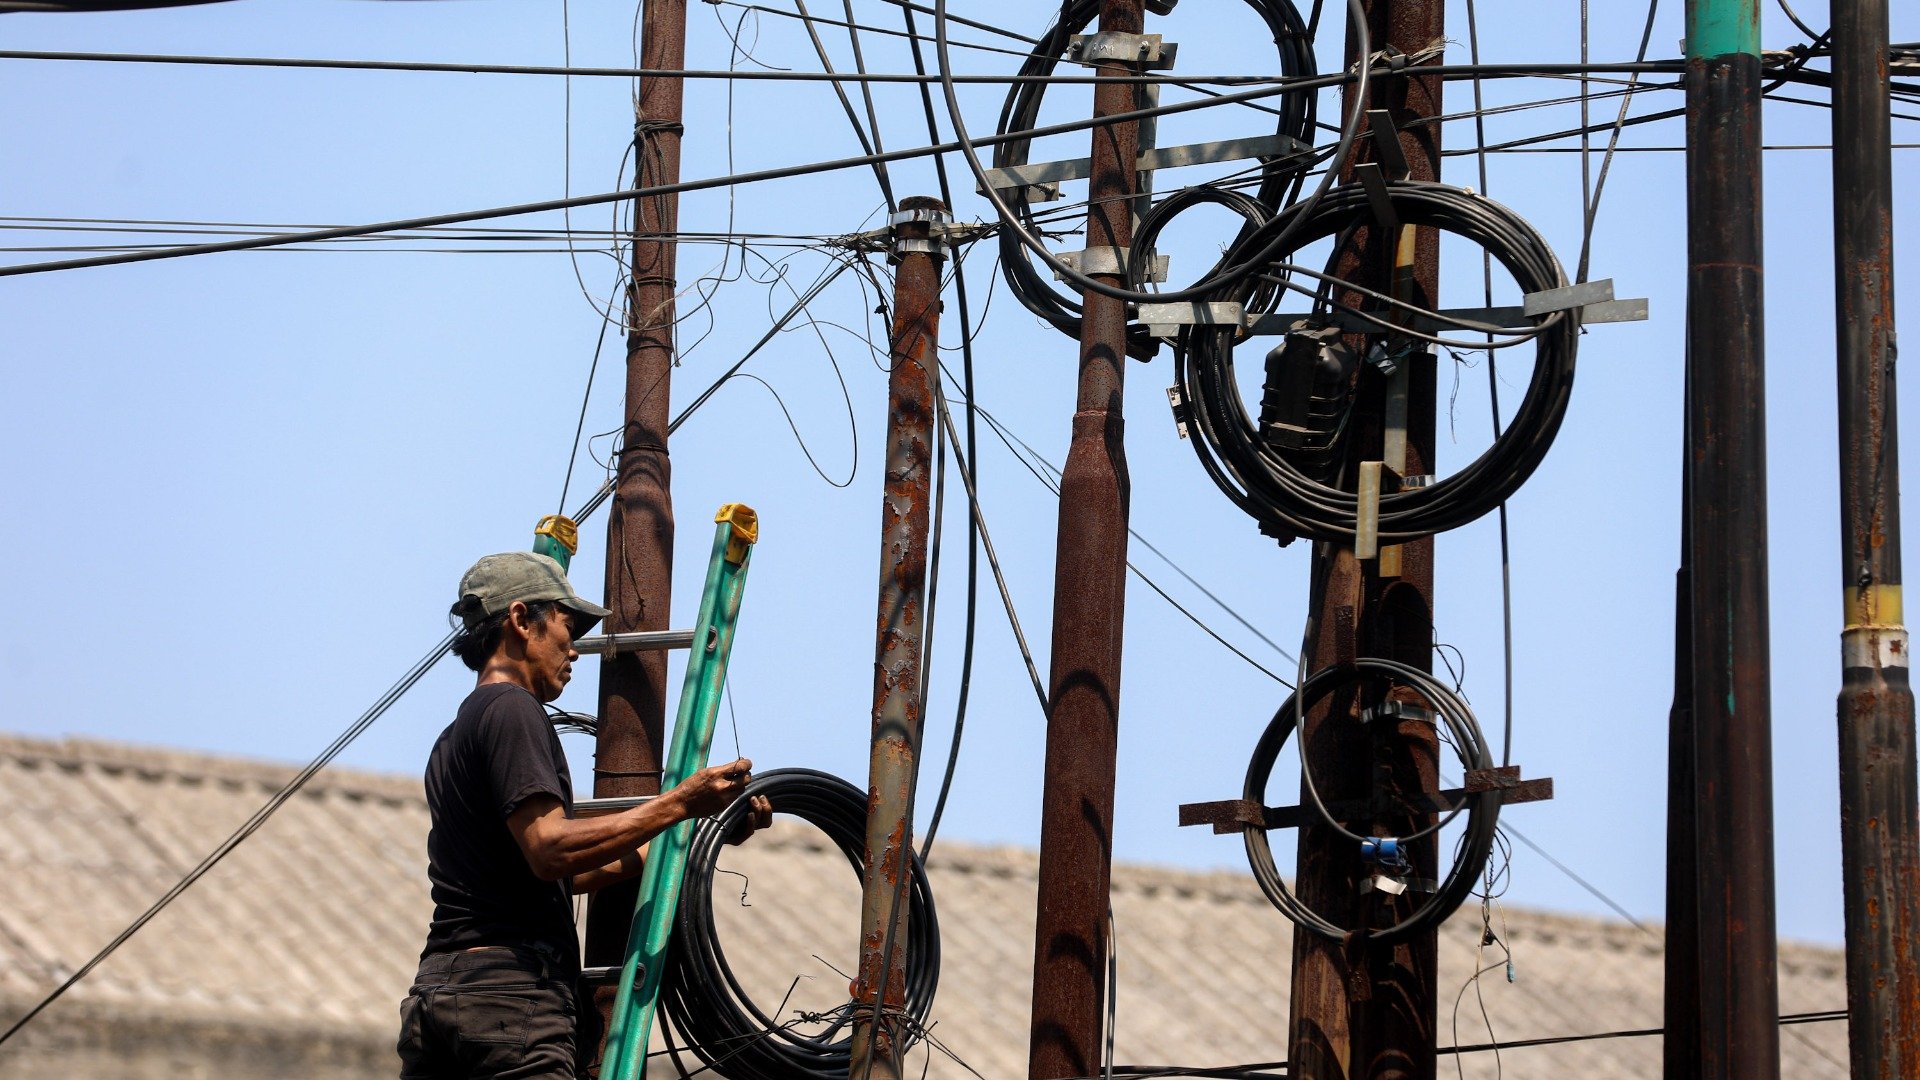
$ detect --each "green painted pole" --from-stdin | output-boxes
[600,503,759,1080]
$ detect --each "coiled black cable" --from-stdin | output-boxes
[1173,180,1578,544]
[660,768,940,1079]
[984,0,1321,356]
[1241,658,1499,941]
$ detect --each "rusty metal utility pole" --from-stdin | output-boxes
[1675,1,1780,1077]
[1026,0,1140,1075]
[1830,0,1920,1073]
[1288,2,1443,1078]
[849,197,948,1080]
[583,0,689,1062]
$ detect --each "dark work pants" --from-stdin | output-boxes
[397,947,578,1079]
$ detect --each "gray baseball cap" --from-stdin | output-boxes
[452,551,611,634]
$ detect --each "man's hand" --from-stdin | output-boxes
[674,758,754,819]
[725,794,775,846]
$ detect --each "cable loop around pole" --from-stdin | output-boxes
[983,0,1323,357]
[1240,657,1499,942]
[1173,180,1578,544]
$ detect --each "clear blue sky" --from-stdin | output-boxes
[2,0,1914,948]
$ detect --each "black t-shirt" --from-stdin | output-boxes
[420,682,578,971]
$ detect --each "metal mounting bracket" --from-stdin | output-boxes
[1055,246,1170,284]
[1362,700,1437,725]
[1177,766,1553,837]
[1066,31,1177,68]
[978,133,1311,201]
[1354,162,1400,232]
[1139,300,1244,337]
[573,629,696,655]
[1365,109,1411,180]
[1522,277,1616,315]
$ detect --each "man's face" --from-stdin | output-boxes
[523,606,581,703]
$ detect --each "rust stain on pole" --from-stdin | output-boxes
[1290,2,1443,1078]
[1830,0,1920,1073]
[1027,0,1139,1076]
[582,0,688,1064]
[851,195,947,1080]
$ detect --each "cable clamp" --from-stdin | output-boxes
[1054,246,1169,284]
[888,206,953,227]
[837,221,990,256]
[1065,32,1178,69]
[1361,873,1438,896]
[1165,385,1190,440]
[1360,700,1436,726]
[1360,837,1410,873]
[889,237,950,262]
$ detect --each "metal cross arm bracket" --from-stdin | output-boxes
[1178,766,1552,836]
[1065,32,1177,68]
[977,133,1312,202]
[1138,283,1650,338]
[833,220,996,255]
[1055,246,1170,284]
[1141,301,1245,338]
[1178,799,1269,834]
[574,629,697,655]
[1462,764,1555,805]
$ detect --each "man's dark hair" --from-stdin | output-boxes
[451,599,563,673]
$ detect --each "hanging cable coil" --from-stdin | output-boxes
[660,768,940,1079]
[1172,180,1578,544]
[1241,658,1499,941]
[985,0,1321,357]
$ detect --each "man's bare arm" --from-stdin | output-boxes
[506,759,754,883]
[566,792,773,894]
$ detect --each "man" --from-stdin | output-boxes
[398,551,772,1078]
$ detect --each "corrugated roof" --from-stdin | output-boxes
[0,734,1850,1077]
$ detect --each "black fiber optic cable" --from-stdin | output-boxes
[1172,181,1577,545]
[983,0,1320,354]
[660,769,939,1080]
[971,0,1334,350]
[934,0,1377,313]
[1239,655,1499,941]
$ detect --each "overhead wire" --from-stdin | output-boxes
[7,60,1779,278]
[952,388,1298,686]
[0,247,876,1048]
[932,0,1373,307]
[790,0,897,210]
[708,0,1038,63]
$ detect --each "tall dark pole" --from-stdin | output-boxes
[583,0,688,1062]
[1680,2,1780,1077]
[850,197,947,1080]
[1026,0,1139,1074]
[1287,2,1443,1078]
[1831,0,1920,1073]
